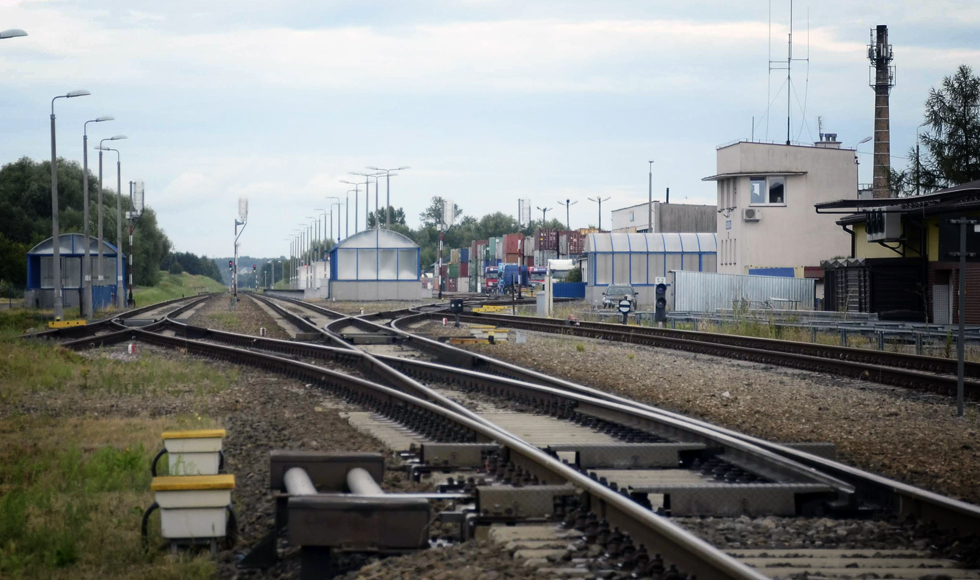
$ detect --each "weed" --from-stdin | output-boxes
[575,343,586,353]
[628,352,635,360]
[945,329,954,359]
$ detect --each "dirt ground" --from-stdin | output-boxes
[456,329,980,506]
[187,295,293,340]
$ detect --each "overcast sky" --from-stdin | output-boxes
[2,0,978,257]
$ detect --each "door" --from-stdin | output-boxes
[933,271,952,324]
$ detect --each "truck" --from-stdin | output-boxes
[528,267,548,286]
[483,266,500,295]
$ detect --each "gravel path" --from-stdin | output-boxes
[188,295,293,340]
[459,331,980,506]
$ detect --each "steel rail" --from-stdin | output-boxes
[214,295,980,533]
[461,312,980,379]
[410,311,980,399]
[25,293,216,340]
[62,324,769,580]
[143,317,853,495]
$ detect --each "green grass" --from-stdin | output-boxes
[133,272,225,308]
[0,416,218,580]
[0,339,237,405]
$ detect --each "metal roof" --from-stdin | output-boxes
[702,171,807,182]
[815,180,980,214]
[333,228,419,250]
[585,232,717,253]
[27,234,122,256]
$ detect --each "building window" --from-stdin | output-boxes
[750,176,786,205]
[629,211,634,222]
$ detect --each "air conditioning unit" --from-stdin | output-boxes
[866,208,901,242]
[743,208,762,222]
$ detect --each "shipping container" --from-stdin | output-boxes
[468,276,477,293]
[460,261,469,278]
[440,264,448,279]
[447,278,458,292]
[534,229,558,251]
[448,263,459,278]
[460,248,469,263]
[524,235,535,254]
[525,256,534,267]
[458,277,469,292]
[560,231,585,256]
[502,233,524,255]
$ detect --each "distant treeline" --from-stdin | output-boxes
[160,251,224,283]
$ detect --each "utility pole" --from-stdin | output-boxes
[948,217,977,417]
[537,206,552,227]
[587,196,611,231]
[557,199,577,231]
[648,160,655,233]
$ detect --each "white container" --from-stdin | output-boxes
[152,474,235,539]
[162,429,225,476]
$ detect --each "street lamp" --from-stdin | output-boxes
[0,29,27,39]
[97,137,128,308]
[536,206,552,227]
[586,196,611,231]
[96,134,126,305]
[49,89,90,321]
[326,196,341,243]
[80,115,114,319]
[648,160,655,233]
[349,171,385,229]
[915,121,930,196]
[345,189,358,239]
[340,180,363,233]
[557,199,577,232]
[367,166,410,229]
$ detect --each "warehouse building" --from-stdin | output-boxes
[816,179,980,323]
[610,201,717,234]
[328,229,425,300]
[583,232,717,307]
[24,234,124,310]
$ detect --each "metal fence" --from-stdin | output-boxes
[670,270,815,313]
[553,282,586,298]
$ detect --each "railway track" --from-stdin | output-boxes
[56,293,980,578]
[401,309,980,400]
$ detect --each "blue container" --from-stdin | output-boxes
[460,248,469,263]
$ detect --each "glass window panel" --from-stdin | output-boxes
[337,249,357,280]
[769,176,785,204]
[378,249,397,279]
[702,253,717,273]
[595,254,612,285]
[613,254,630,284]
[358,249,378,279]
[398,249,417,280]
[750,178,766,204]
[630,254,647,285]
[648,254,665,279]
[665,253,682,274]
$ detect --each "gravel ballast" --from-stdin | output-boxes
[449,328,980,506]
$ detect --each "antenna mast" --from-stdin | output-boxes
[769,0,808,145]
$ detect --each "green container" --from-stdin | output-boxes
[448,264,459,278]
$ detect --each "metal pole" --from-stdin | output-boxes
[97,149,104,294]
[438,228,444,300]
[128,180,134,307]
[116,157,125,308]
[346,194,350,239]
[49,109,63,320]
[957,221,966,417]
[81,132,91,318]
[374,176,379,229]
[386,172,391,229]
[364,184,368,233]
[648,160,654,233]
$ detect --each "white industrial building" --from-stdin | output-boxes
[328,229,426,300]
[583,232,717,307]
[610,201,716,234]
[704,137,854,280]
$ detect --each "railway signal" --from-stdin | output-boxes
[618,296,632,325]
[655,283,667,324]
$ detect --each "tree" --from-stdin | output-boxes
[367,206,406,229]
[169,260,184,274]
[419,196,462,228]
[911,64,980,193]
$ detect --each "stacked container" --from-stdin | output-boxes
[460,261,469,278]
[460,248,469,263]
[559,230,586,256]
[534,229,558,252]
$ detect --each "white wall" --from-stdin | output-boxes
[714,142,854,274]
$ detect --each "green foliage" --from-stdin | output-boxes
[132,272,225,308]
[0,157,172,287]
[167,260,183,275]
[565,267,583,282]
[161,251,222,283]
[903,64,980,194]
[367,206,406,229]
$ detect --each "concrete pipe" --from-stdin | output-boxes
[346,467,384,496]
[284,467,317,496]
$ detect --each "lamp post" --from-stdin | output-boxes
[0,29,27,39]
[305,216,316,289]
[81,115,113,318]
[49,89,90,321]
[855,136,872,194]
[367,166,410,229]
[536,206,552,228]
[557,199,577,231]
[345,189,357,239]
[587,196,611,231]
[326,196,341,243]
[349,172,384,228]
[97,143,127,308]
[916,121,930,196]
[96,135,126,307]
[340,181,362,233]
[648,160,655,233]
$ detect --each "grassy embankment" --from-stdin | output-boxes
[132,272,226,307]
[0,296,238,578]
